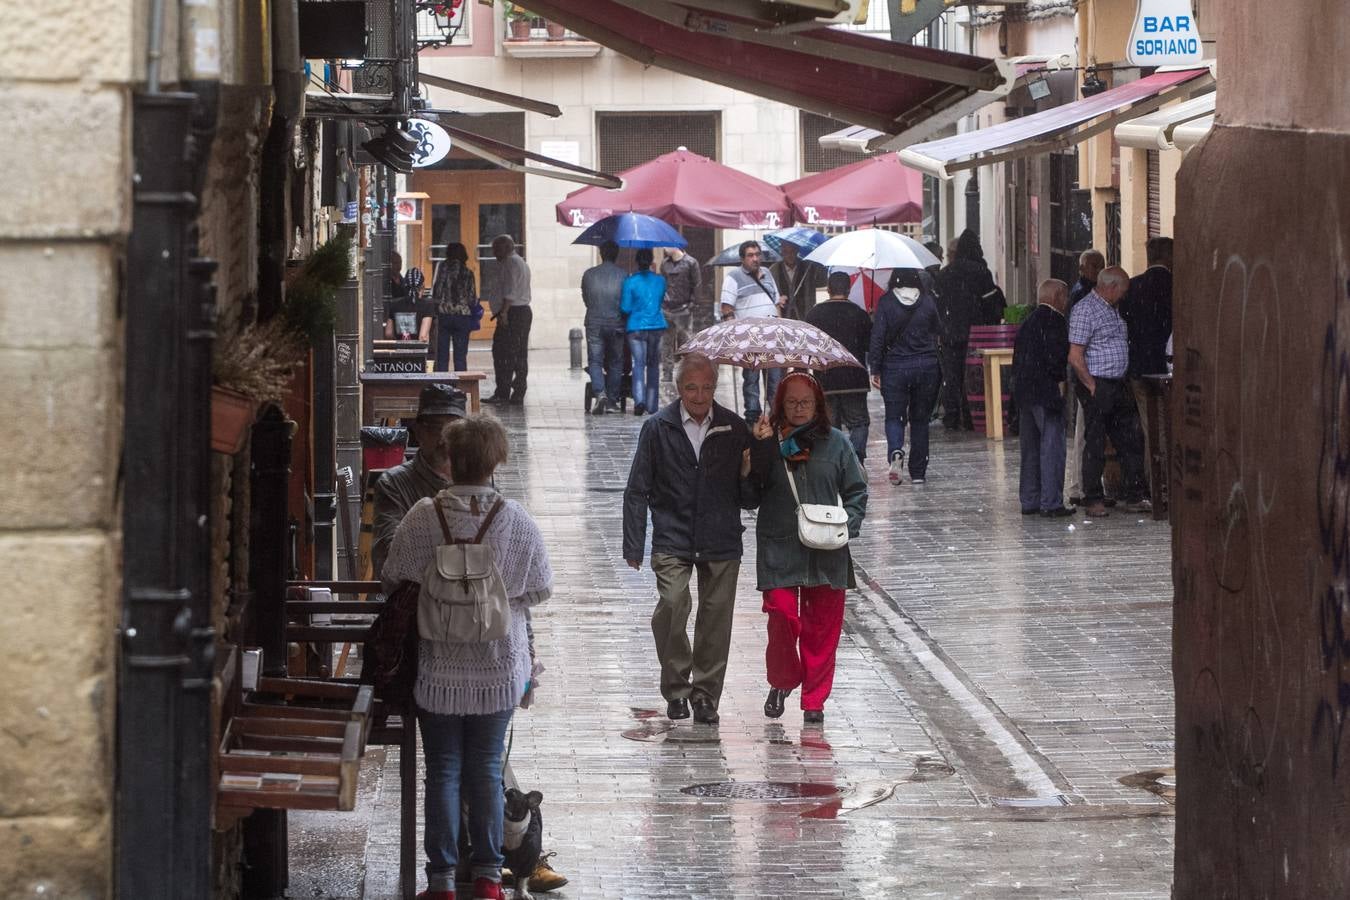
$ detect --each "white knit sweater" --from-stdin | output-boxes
[382,485,553,715]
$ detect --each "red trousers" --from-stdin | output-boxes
[762,586,846,711]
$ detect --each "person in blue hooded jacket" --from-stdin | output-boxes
[621,248,668,416]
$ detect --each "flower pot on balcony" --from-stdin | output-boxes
[508,19,532,40]
[212,386,258,455]
[545,20,566,40]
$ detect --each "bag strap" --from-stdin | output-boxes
[433,498,455,543]
[472,497,506,544]
[783,458,802,507]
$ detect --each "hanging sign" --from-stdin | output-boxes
[1127,0,1203,67]
[408,119,453,168]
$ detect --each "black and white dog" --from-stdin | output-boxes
[501,788,544,899]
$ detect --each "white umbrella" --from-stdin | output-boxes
[803,228,938,271]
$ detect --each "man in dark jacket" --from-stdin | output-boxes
[1120,235,1173,491]
[371,384,466,580]
[935,229,1000,430]
[806,271,872,462]
[1013,280,1074,516]
[581,240,628,414]
[623,352,757,725]
[659,246,702,382]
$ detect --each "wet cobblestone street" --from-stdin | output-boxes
[290,352,1176,899]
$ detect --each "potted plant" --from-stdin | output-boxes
[211,232,353,454]
[503,2,533,40]
[545,19,566,40]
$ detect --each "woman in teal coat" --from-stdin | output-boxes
[619,248,668,415]
[750,372,868,723]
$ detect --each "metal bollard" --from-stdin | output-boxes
[569,327,584,369]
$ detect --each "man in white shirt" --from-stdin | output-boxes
[483,234,533,405]
[719,240,784,423]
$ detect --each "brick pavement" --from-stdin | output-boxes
[290,353,1176,898]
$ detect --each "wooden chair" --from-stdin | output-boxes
[965,324,1020,433]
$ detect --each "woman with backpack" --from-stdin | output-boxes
[869,269,944,486]
[381,416,553,900]
[432,242,483,372]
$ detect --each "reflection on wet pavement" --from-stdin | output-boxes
[290,354,1176,899]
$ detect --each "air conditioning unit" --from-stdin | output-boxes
[762,0,870,26]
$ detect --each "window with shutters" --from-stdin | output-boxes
[596,112,722,325]
[596,112,719,173]
[1146,150,1161,238]
[799,112,855,174]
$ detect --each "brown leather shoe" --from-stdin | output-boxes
[1084,503,1110,517]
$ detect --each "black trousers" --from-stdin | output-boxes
[939,339,972,428]
[491,305,533,400]
[1075,377,1146,504]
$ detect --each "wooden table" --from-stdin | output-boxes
[978,347,1016,440]
[359,371,486,424]
[1138,374,1172,521]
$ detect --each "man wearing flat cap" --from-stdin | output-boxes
[371,384,467,580]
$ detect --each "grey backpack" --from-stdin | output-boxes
[418,497,511,643]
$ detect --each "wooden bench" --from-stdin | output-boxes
[965,325,1019,437]
[361,371,487,423]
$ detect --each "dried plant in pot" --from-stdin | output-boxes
[212,233,353,453]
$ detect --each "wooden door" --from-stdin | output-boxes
[410,170,525,342]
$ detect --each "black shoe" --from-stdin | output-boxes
[1103,498,1118,508]
[591,396,609,415]
[633,403,645,417]
[1068,495,1085,506]
[483,394,509,405]
[666,698,689,720]
[508,396,524,406]
[764,688,789,719]
[1042,506,1077,518]
[803,709,824,725]
[691,696,719,724]
[1021,508,1040,516]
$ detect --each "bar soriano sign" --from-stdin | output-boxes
[1127,0,1202,66]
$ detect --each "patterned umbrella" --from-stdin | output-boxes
[677,317,862,371]
[762,226,828,255]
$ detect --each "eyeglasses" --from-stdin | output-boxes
[783,399,816,410]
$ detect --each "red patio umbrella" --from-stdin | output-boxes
[781,153,924,228]
[556,148,790,230]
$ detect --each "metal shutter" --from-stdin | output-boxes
[1146,150,1161,239]
[596,112,719,172]
[799,111,854,173]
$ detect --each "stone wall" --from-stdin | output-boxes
[0,2,132,896]
[1172,1,1350,895]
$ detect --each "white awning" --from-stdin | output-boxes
[900,67,1214,179]
[1113,92,1216,150]
[817,54,1076,155]
[1173,114,1215,150]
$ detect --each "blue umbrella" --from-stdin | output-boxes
[572,212,688,249]
[763,226,828,254]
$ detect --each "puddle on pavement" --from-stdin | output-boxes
[1118,767,1177,804]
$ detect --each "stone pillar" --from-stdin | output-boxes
[1173,1,1350,895]
[0,8,129,895]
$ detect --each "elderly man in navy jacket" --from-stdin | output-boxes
[624,352,758,725]
[1013,279,1075,517]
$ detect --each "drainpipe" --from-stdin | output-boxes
[118,89,217,900]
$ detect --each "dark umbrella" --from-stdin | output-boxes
[572,212,687,249]
[707,244,781,267]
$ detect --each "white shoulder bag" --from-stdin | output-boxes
[783,459,850,550]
